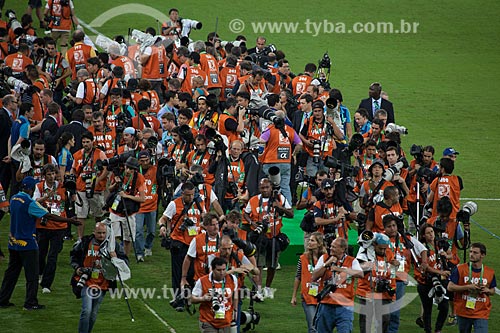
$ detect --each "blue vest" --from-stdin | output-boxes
[10,116,28,148]
[9,192,39,251]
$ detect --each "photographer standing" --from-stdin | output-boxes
[33,164,68,294]
[365,186,403,233]
[427,158,463,221]
[0,176,79,310]
[69,222,125,333]
[218,97,245,146]
[260,108,302,207]
[311,237,363,333]
[191,257,238,333]
[299,100,338,177]
[44,0,80,55]
[415,223,451,333]
[243,178,293,300]
[356,233,399,333]
[382,215,427,333]
[158,181,206,294]
[447,243,496,333]
[71,131,108,240]
[108,157,146,257]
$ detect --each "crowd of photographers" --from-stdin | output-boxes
[0,3,496,333]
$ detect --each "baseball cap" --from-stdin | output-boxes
[22,176,40,190]
[137,150,151,159]
[321,178,335,189]
[312,100,325,110]
[123,127,136,135]
[374,233,391,245]
[443,147,459,156]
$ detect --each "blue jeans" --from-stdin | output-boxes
[457,316,488,333]
[314,303,354,333]
[388,280,406,333]
[306,156,326,178]
[135,211,157,256]
[263,163,292,206]
[301,301,317,333]
[79,286,105,333]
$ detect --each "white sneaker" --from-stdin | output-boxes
[38,275,43,284]
[144,249,152,257]
[252,290,264,303]
[137,255,145,262]
[42,288,51,294]
[263,287,275,299]
[276,263,281,270]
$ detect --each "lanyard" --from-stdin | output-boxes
[210,274,225,297]
[468,262,484,285]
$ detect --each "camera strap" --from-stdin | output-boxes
[81,149,94,170]
[139,113,152,129]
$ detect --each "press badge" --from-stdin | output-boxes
[50,203,61,216]
[308,282,319,296]
[188,226,198,236]
[396,254,405,272]
[466,295,476,309]
[91,269,100,279]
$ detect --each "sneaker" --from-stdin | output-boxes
[276,263,281,270]
[63,235,73,241]
[144,249,152,257]
[137,255,145,262]
[252,290,264,303]
[0,302,15,308]
[23,304,46,311]
[416,316,424,328]
[42,288,51,294]
[446,315,457,326]
[38,275,43,284]
[263,287,274,299]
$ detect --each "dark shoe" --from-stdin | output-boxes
[446,315,457,326]
[0,302,15,308]
[416,316,424,328]
[23,304,46,311]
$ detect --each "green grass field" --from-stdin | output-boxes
[1,0,500,332]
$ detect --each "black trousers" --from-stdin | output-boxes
[418,283,449,333]
[170,240,193,292]
[0,249,39,307]
[38,228,65,289]
[0,160,11,194]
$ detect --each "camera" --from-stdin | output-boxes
[383,161,404,182]
[160,235,172,250]
[410,144,424,165]
[324,156,358,177]
[311,140,321,163]
[205,128,227,153]
[375,278,396,296]
[316,278,337,301]
[416,166,437,186]
[223,228,257,257]
[81,173,94,199]
[227,181,239,197]
[385,123,408,135]
[240,308,261,332]
[76,268,93,288]
[179,217,195,232]
[456,201,478,223]
[169,284,191,312]
[40,216,48,226]
[98,151,135,171]
[247,106,285,129]
[355,212,367,232]
[60,0,70,6]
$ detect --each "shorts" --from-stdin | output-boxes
[28,0,43,8]
[76,192,105,219]
[51,30,70,46]
[110,212,136,242]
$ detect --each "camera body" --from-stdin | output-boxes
[316,278,337,301]
[375,278,396,296]
[179,217,195,232]
[76,268,93,288]
[81,173,94,199]
[311,140,322,163]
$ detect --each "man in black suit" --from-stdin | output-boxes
[0,95,16,193]
[291,94,313,135]
[358,82,395,129]
[40,102,60,156]
[51,109,86,154]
